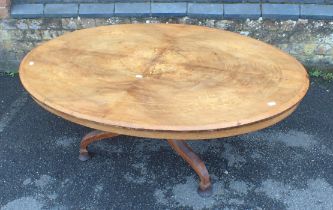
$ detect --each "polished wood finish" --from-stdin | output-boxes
[20,24,309,139]
[19,24,309,197]
[79,130,118,161]
[168,139,212,197]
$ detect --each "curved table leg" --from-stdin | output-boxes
[167,139,213,197]
[79,130,119,161]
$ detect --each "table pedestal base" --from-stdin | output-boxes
[79,130,212,197]
[167,139,212,197]
[78,130,119,161]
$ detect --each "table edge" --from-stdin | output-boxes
[32,95,299,140]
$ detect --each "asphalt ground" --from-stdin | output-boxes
[0,75,333,210]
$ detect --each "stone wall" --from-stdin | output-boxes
[1,17,333,72]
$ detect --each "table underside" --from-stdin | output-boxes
[34,98,299,140]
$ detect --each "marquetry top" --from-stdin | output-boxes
[19,24,309,138]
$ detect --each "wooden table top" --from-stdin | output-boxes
[20,24,309,140]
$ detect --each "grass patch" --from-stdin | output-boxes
[308,69,333,82]
[0,71,19,77]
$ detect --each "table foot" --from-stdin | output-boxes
[198,184,213,197]
[79,151,91,161]
[167,139,212,197]
[79,130,118,161]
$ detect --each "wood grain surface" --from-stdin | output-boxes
[19,24,309,139]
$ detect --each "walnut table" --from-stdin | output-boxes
[19,24,309,197]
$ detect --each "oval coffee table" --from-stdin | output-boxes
[19,24,309,197]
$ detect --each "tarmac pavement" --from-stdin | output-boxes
[0,75,333,210]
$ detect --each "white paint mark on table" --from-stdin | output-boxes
[136,74,143,79]
[267,101,276,106]
[29,61,34,66]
